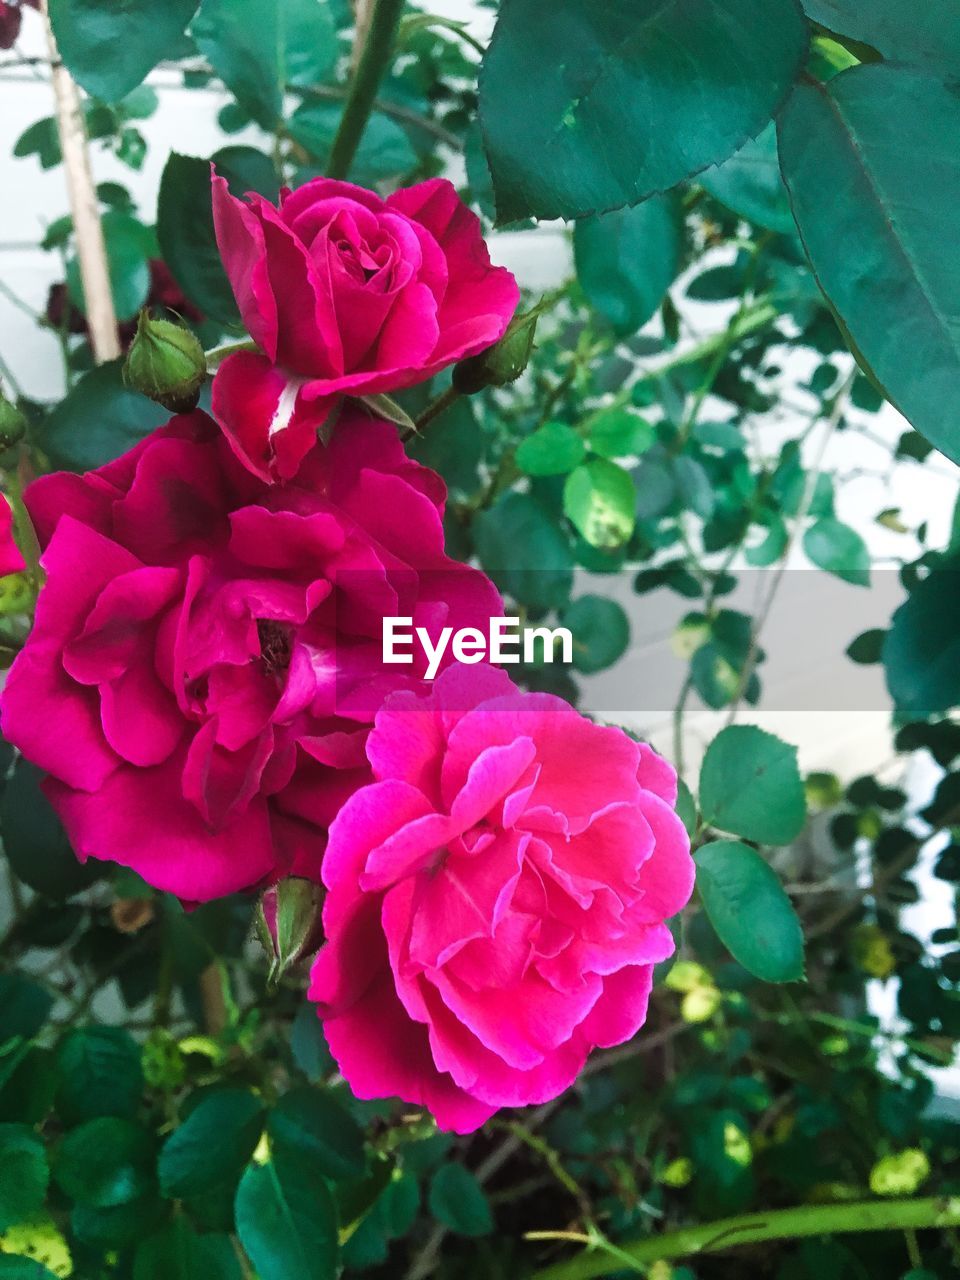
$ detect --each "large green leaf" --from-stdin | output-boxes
[1,758,102,898]
[157,153,239,327]
[48,0,198,102]
[700,123,796,236]
[778,66,960,465]
[234,1150,339,1280]
[884,567,960,716]
[54,1027,144,1127]
[158,1090,264,1199]
[696,840,805,982]
[474,492,574,611]
[289,104,417,185]
[560,596,630,674]
[0,1125,48,1231]
[574,195,681,335]
[65,211,153,323]
[192,0,338,129]
[133,1218,240,1280]
[801,0,960,68]
[479,0,808,222]
[42,361,169,473]
[563,459,635,550]
[699,725,806,845]
[55,1118,154,1209]
[267,1088,365,1183]
[427,1165,492,1237]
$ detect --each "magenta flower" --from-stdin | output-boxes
[0,412,500,901]
[210,174,520,482]
[309,664,695,1133]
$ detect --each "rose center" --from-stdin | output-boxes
[257,619,293,676]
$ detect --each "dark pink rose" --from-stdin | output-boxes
[0,412,500,901]
[309,664,694,1133]
[210,174,520,482]
[0,496,24,576]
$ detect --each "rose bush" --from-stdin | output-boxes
[0,411,500,900]
[210,174,519,481]
[309,663,694,1132]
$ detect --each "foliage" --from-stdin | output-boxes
[1,1,959,1278]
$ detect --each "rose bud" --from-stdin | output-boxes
[452,301,546,395]
[257,877,325,985]
[123,311,207,414]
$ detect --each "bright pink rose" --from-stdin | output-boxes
[309,664,694,1133]
[210,174,520,482]
[0,495,24,576]
[0,412,500,901]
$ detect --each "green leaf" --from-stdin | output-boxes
[1,758,103,900]
[72,1196,166,1251]
[427,1164,492,1237]
[267,1087,366,1182]
[0,1259,59,1279]
[700,122,796,236]
[0,1125,49,1230]
[699,725,806,844]
[234,1151,339,1280]
[0,975,53,1044]
[479,0,808,222]
[778,67,960,466]
[884,568,960,716]
[516,422,586,477]
[744,516,788,567]
[574,195,681,335]
[64,208,152,320]
[55,1117,154,1209]
[192,0,338,129]
[159,1090,265,1199]
[801,0,960,68]
[474,492,574,611]
[133,1217,241,1280]
[48,0,199,101]
[587,407,654,459]
[563,459,635,549]
[157,152,241,326]
[560,596,630,674]
[802,517,870,586]
[289,105,417,185]
[42,360,169,472]
[696,840,804,981]
[55,1027,144,1127]
[846,627,885,665]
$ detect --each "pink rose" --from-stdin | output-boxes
[210,174,520,482]
[309,664,694,1133]
[0,412,500,901]
[0,495,24,576]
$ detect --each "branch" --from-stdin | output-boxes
[39,0,120,362]
[529,1196,960,1280]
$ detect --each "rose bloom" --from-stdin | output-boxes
[0,495,24,577]
[210,174,519,482]
[0,411,500,901]
[309,664,694,1132]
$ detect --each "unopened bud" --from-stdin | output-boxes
[256,877,325,986]
[0,392,27,450]
[453,301,547,395]
[123,310,206,414]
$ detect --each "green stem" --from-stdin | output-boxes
[327,0,406,181]
[205,339,260,371]
[529,1197,960,1280]
[407,383,461,436]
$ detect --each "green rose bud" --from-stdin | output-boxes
[123,310,207,414]
[452,300,548,395]
[256,877,325,986]
[0,392,27,450]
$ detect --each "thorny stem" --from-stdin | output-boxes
[327,0,406,181]
[528,1196,960,1280]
